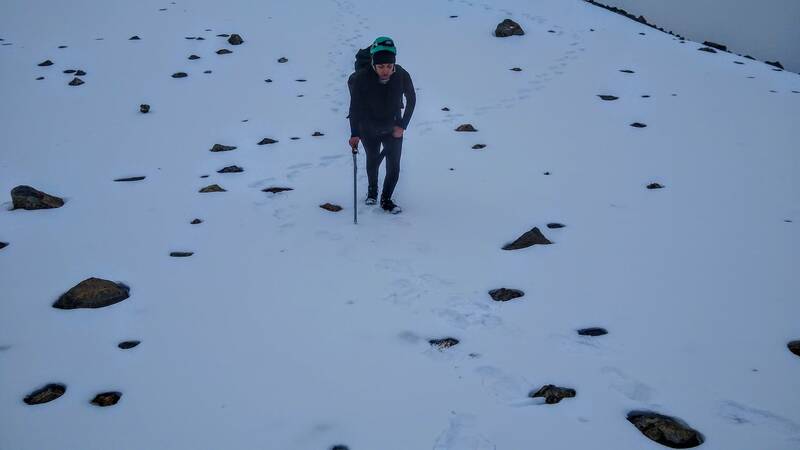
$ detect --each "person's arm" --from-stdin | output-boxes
[348,73,362,138]
[398,69,416,130]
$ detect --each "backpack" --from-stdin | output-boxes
[353,46,372,72]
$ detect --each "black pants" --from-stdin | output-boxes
[361,124,403,201]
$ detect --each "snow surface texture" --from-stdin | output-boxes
[1,0,799,449]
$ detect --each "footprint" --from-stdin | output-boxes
[433,413,496,450]
[600,366,656,403]
[474,366,526,403]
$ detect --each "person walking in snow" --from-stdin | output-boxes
[347,36,416,214]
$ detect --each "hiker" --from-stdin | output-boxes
[347,36,416,214]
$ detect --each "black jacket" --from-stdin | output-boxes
[348,65,416,137]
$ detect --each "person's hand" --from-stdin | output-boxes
[392,126,405,138]
[349,136,360,152]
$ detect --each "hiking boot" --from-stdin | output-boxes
[365,196,377,205]
[381,198,402,214]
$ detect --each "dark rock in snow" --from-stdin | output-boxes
[547,223,565,229]
[204,70,212,74]
[543,171,551,175]
[320,203,342,212]
[627,411,704,448]
[642,95,651,98]
[296,79,307,82]
[24,384,66,405]
[68,77,84,86]
[647,183,664,189]
[278,57,288,63]
[0,242,7,250]
[228,34,244,45]
[262,187,293,194]
[118,340,140,349]
[455,124,477,132]
[472,144,486,149]
[264,79,273,83]
[697,47,717,53]
[188,54,200,60]
[129,36,140,40]
[429,338,459,350]
[210,144,236,152]
[765,60,784,70]
[114,176,145,182]
[495,19,525,37]
[36,76,45,80]
[258,138,278,145]
[200,175,209,178]
[290,137,300,140]
[788,341,800,357]
[441,107,450,111]
[185,36,196,40]
[140,104,150,113]
[216,49,232,55]
[75,70,86,76]
[11,185,64,210]
[91,392,121,407]
[63,69,76,74]
[196,37,205,41]
[312,131,324,136]
[199,184,226,193]
[170,251,194,257]
[510,67,522,71]
[53,277,130,309]
[217,165,243,173]
[450,15,458,18]
[630,122,647,128]
[619,69,635,73]
[598,95,619,101]
[58,45,68,48]
[38,59,54,66]
[502,227,552,250]
[171,72,187,78]
[489,288,524,302]
[703,41,727,51]
[529,385,576,404]
[216,33,230,37]
[191,218,203,225]
[578,327,608,336]
[330,446,349,450]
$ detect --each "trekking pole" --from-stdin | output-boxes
[352,144,358,224]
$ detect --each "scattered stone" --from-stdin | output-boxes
[290,137,300,140]
[642,95,651,98]
[217,165,243,173]
[578,327,608,336]
[258,138,278,145]
[264,78,273,82]
[312,131,324,136]
[118,341,140,349]
[320,203,342,212]
[199,184,226,193]
[488,288,524,302]
[450,15,458,18]
[510,67,522,71]
[788,341,800,357]
[58,45,68,48]
[216,33,230,37]
[296,79,307,82]
[170,251,194,257]
[0,242,7,250]
[63,69,76,74]
[502,227,552,250]
[598,94,619,101]
[185,36,196,40]
[36,76,44,80]
[171,72,188,78]
[228,34,244,45]
[204,70,212,74]
[91,392,121,407]
[210,144,236,152]
[38,59,54,66]
[129,35,140,40]
[330,446,349,450]
[455,124,477,132]
[619,69,635,73]
[188,54,200,60]
[529,385,576,404]
[216,49,232,55]
[191,218,203,225]
[472,144,486,149]
[278,57,288,63]
[495,19,525,37]
[11,185,64,210]
[262,187,293,194]
[429,338,459,350]
[53,277,130,309]
[441,107,450,111]
[24,384,66,405]
[765,60,784,70]
[697,47,717,53]
[638,32,646,36]
[114,176,145,182]
[297,94,304,97]
[630,122,647,128]
[703,41,727,51]
[75,70,86,76]
[627,411,704,448]
[543,171,551,175]
[196,37,206,41]
[159,8,166,11]
[548,30,556,33]
[140,104,150,113]
[547,223,565,229]
[68,77,84,86]
[647,182,664,189]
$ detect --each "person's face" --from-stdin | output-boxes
[374,63,394,80]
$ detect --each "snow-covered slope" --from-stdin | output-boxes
[1,0,798,449]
